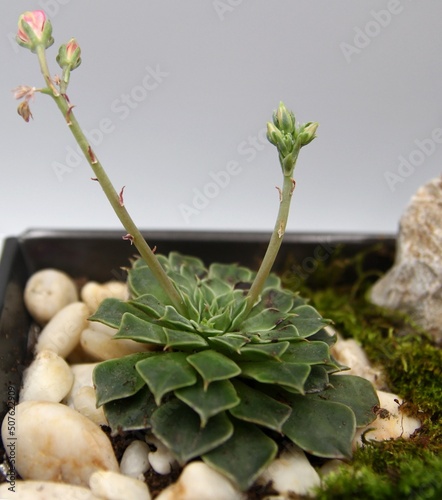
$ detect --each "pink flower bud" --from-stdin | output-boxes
[57,38,82,72]
[17,10,54,52]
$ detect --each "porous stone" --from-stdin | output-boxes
[0,480,101,499]
[1,401,119,486]
[370,176,442,344]
[19,349,74,403]
[155,461,244,500]
[24,268,78,325]
[35,302,90,358]
[89,470,151,500]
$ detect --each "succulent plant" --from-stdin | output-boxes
[14,12,379,491]
[91,252,379,490]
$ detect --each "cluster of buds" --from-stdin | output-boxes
[14,10,82,120]
[267,102,318,176]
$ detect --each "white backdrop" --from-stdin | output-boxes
[1,1,442,243]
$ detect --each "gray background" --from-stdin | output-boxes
[1,0,441,244]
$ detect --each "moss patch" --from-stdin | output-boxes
[282,243,442,499]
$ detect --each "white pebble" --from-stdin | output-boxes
[331,335,385,388]
[24,269,78,324]
[120,440,151,479]
[146,434,177,475]
[156,461,244,500]
[80,327,150,361]
[1,401,119,486]
[89,470,151,500]
[353,390,421,447]
[259,444,320,497]
[0,480,101,499]
[19,349,74,403]
[81,280,129,313]
[35,302,90,358]
[72,386,107,426]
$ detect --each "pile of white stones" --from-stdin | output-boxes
[0,268,422,500]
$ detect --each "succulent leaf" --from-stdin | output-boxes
[186,350,241,388]
[202,418,278,491]
[175,379,240,427]
[151,399,233,463]
[136,352,198,405]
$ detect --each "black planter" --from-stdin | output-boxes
[0,229,395,430]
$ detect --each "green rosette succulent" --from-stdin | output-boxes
[91,253,379,490]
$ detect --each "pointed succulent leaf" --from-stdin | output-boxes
[129,293,165,319]
[103,386,157,432]
[164,328,209,350]
[200,277,232,297]
[203,418,278,491]
[151,399,233,463]
[93,352,154,406]
[136,352,197,405]
[168,252,206,279]
[208,262,253,286]
[89,297,150,329]
[281,340,333,365]
[229,379,291,432]
[256,324,300,342]
[282,394,356,459]
[262,273,281,289]
[114,312,167,345]
[238,360,311,393]
[284,305,331,338]
[175,379,240,427]
[158,305,197,331]
[310,374,379,427]
[128,265,172,303]
[208,334,250,355]
[239,341,290,361]
[186,349,241,388]
[256,288,296,314]
[240,308,286,333]
[303,365,331,393]
[308,327,338,347]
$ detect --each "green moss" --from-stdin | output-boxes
[282,243,442,499]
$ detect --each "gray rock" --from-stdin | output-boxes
[370,176,442,344]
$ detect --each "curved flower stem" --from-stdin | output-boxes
[244,168,297,315]
[34,46,186,315]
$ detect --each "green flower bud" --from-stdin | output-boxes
[266,122,284,147]
[16,11,54,53]
[57,38,82,71]
[274,102,295,134]
[299,122,319,147]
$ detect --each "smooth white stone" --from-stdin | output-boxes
[259,444,320,497]
[72,386,107,426]
[80,326,151,361]
[24,269,78,325]
[35,302,90,358]
[0,480,101,499]
[19,349,74,403]
[156,461,244,500]
[81,281,129,313]
[353,390,421,447]
[89,470,151,500]
[65,363,107,425]
[1,401,118,486]
[145,434,177,475]
[120,440,151,479]
[331,335,385,388]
